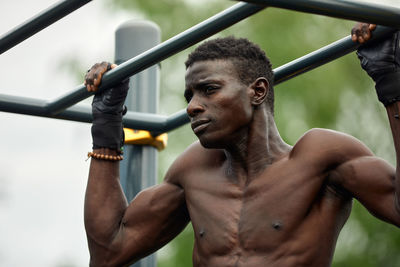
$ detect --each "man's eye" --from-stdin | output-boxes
[205,86,217,94]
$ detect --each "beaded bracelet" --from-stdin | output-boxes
[87,152,124,161]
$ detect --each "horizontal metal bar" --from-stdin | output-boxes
[274,25,396,84]
[0,0,91,55]
[58,108,172,132]
[237,0,400,28]
[124,112,167,132]
[163,109,190,133]
[0,94,47,116]
[0,93,173,131]
[44,2,265,115]
[59,108,186,133]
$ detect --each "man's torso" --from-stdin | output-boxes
[178,129,355,267]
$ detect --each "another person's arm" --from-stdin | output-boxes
[84,62,190,266]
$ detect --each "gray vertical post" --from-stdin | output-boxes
[115,20,160,267]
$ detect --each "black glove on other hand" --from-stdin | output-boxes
[357,31,400,106]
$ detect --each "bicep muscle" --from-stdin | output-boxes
[333,156,400,226]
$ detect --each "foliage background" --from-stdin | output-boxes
[95,1,400,266]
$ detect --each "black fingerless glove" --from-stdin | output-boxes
[91,77,129,152]
[357,31,400,106]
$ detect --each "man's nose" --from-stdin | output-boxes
[186,96,205,117]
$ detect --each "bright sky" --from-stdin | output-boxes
[0,0,398,266]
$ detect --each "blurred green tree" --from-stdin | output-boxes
[85,1,400,266]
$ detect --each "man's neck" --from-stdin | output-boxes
[223,107,291,184]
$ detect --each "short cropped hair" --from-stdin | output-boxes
[185,36,274,114]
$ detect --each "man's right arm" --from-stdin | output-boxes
[84,63,190,266]
[85,152,190,266]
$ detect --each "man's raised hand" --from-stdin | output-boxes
[351,22,376,44]
[84,61,118,92]
[354,23,400,106]
[85,61,129,151]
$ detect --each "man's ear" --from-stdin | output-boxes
[250,77,269,106]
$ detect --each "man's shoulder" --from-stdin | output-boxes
[290,128,373,162]
[295,128,349,144]
[164,141,224,184]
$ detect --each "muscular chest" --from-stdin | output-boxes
[183,159,350,256]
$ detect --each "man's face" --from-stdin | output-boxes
[184,59,254,148]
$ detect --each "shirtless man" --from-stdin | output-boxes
[83,23,400,266]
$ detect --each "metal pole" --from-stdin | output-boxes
[237,0,400,28]
[0,0,91,55]
[116,20,160,267]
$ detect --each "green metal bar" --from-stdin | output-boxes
[44,0,400,116]
[0,1,397,132]
[0,93,170,131]
[237,0,400,28]
[0,25,394,132]
[0,0,91,55]
[0,94,47,116]
[274,25,396,84]
[44,2,265,115]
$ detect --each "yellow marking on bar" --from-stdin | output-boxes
[123,128,168,151]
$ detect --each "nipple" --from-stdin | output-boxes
[272,221,282,230]
[199,229,205,237]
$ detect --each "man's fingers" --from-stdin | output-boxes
[360,23,371,42]
[351,22,376,43]
[363,31,371,41]
[351,26,361,43]
[84,61,117,92]
[88,84,95,92]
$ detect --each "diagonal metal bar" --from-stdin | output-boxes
[164,26,396,132]
[0,0,91,55]
[273,25,396,84]
[237,0,400,28]
[44,2,265,115]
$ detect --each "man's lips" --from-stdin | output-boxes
[191,119,211,134]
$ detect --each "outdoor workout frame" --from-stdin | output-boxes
[0,0,399,132]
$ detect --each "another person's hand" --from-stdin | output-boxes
[351,22,376,44]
